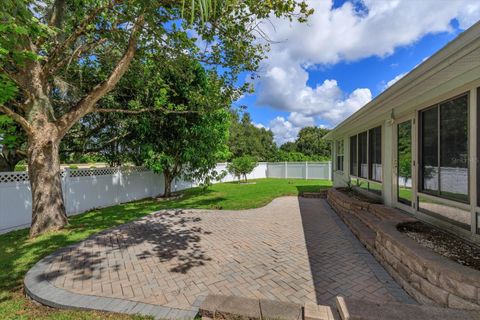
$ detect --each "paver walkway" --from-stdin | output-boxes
[26,197,414,318]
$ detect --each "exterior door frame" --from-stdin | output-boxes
[392,113,417,214]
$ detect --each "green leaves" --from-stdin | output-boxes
[0,75,18,105]
[227,155,257,182]
[182,0,225,25]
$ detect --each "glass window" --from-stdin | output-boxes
[421,107,439,193]
[369,126,382,182]
[477,212,480,235]
[336,140,344,172]
[439,96,468,202]
[350,135,358,176]
[368,181,382,195]
[358,131,368,178]
[397,120,412,205]
[418,194,470,230]
[420,94,469,203]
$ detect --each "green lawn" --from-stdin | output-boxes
[0,178,330,320]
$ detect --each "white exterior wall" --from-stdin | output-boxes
[326,23,480,240]
[0,161,330,234]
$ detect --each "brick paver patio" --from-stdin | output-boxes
[33,197,413,314]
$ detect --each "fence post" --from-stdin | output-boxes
[284,161,288,179]
[305,161,308,180]
[63,168,70,215]
[328,161,332,180]
[116,167,121,204]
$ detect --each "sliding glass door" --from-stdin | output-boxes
[397,120,414,206]
[394,114,417,212]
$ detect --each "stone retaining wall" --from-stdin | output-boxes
[327,188,480,310]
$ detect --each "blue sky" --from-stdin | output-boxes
[234,0,480,145]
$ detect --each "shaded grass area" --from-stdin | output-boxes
[0,178,330,319]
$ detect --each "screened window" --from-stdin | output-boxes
[350,135,358,176]
[369,126,382,182]
[336,140,344,172]
[358,131,368,178]
[349,126,382,185]
[420,94,469,203]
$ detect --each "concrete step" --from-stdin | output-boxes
[336,296,480,320]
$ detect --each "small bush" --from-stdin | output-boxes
[227,156,257,182]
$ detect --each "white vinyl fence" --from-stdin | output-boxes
[0,161,330,233]
[267,161,332,180]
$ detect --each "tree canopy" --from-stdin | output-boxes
[131,57,232,196]
[0,0,312,236]
[228,111,277,161]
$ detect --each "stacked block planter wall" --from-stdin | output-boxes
[327,188,480,310]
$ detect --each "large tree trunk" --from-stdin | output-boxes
[27,127,68,238]
[163,171,173,198]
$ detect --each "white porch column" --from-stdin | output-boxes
[383,119,394,206]
[470,88,477,235]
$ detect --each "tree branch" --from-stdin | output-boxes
[63,132,129,153]
[0,105,33,135]
[56,14,145,137]
[48,0,66,28]
[94,107,201,114]
[45,1,120,74]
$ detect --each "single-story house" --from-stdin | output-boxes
[324,21,480,243]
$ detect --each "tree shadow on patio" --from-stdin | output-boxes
[38,208,212,285]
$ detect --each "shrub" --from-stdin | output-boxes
[227,156,257,182]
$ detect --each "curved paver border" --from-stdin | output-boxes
[24,197,415,318]
[24,237,202,320]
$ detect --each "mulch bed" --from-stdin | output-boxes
[398,221,480,272]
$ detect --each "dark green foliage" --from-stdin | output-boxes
[131,58,232,196]
[227,155,257,182]
[228,112,277,161]
[274,127,331,161]
[0,115,26,171]
[295,127,331,158]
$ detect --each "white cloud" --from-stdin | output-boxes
[257,75,372,125]
[266,112,320,145]
[385,72,407,88]
[288,112,315,127]
[457,2,480,29]
[253,122,266,129]
[254,0,480,127]
[268,116,300,145]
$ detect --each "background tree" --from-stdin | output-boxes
[228,111,277,161]
[295,127,331,158]
[271,150,310,162]
[0,0,311,237]
[133,58,231,197]
[279,141,297,153]
[227,155,257,182]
